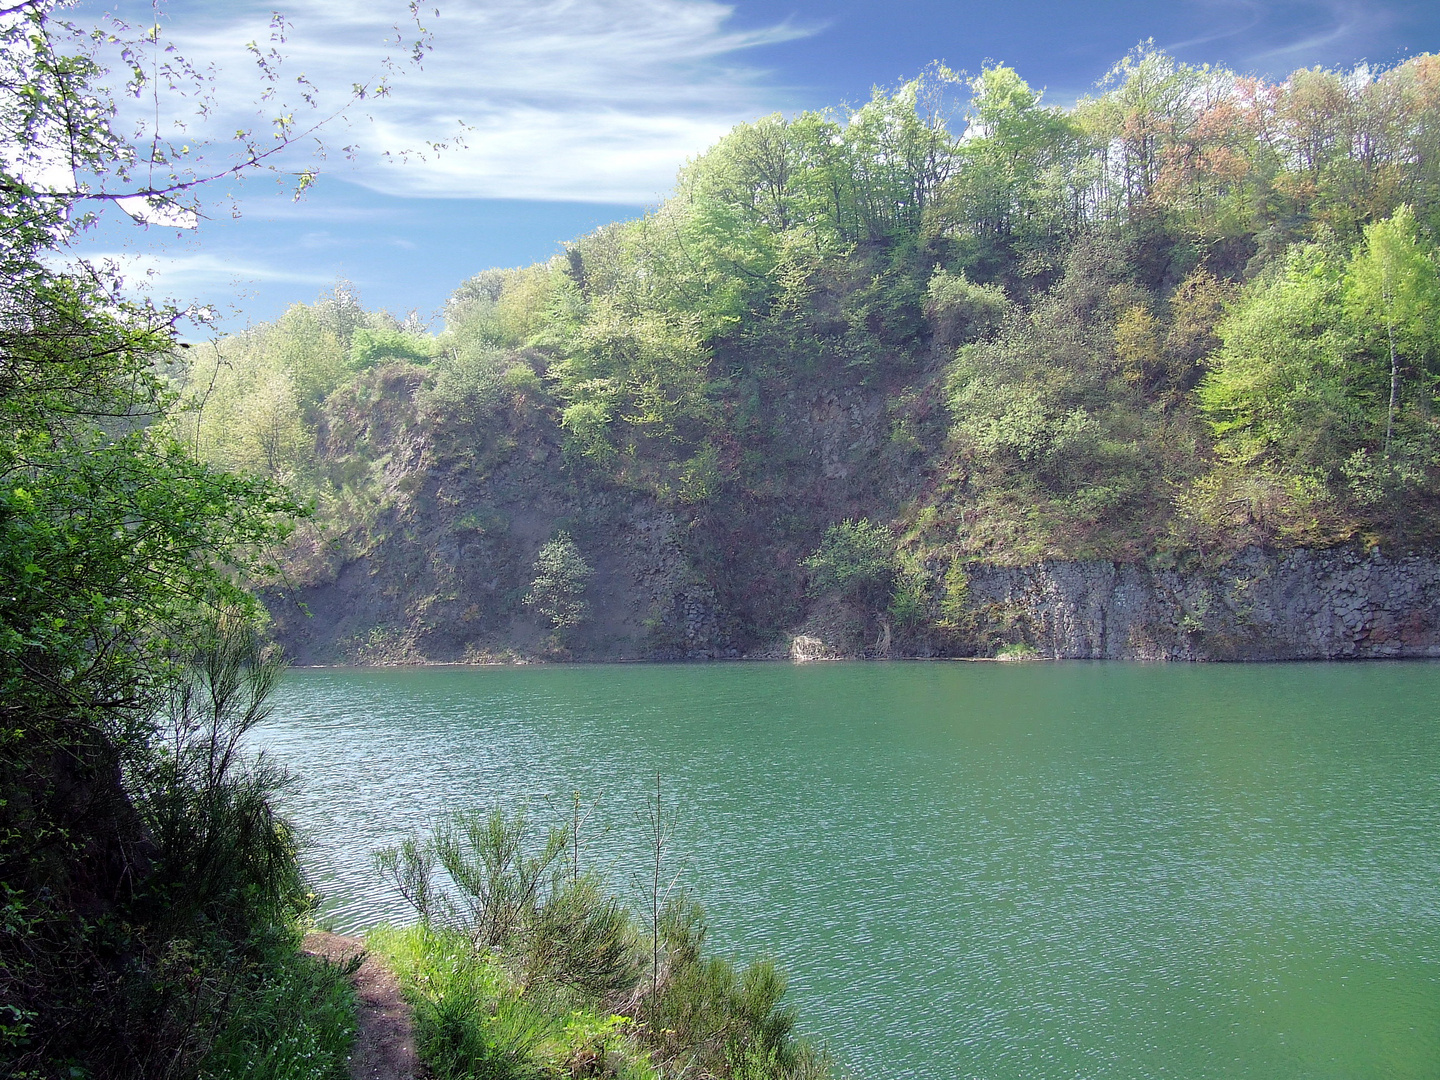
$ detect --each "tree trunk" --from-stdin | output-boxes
[1386,320,1400,458]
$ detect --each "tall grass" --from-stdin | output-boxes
[199,933,359,1080]
[369,924,654,1080]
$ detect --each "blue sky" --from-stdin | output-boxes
[68,0,1440,331]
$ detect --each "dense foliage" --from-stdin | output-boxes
[0,6,356,1077]
[198,48,1440,657]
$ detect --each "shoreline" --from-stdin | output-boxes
[282,652,1440,671]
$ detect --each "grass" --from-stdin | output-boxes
[198,932,359,1080]
[368,924,657,1080]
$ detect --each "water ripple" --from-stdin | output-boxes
[251,662,1440,1080]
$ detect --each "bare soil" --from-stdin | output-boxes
[303,931,419,1080]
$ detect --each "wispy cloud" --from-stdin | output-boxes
[1169,0,1397,72]
[1242,0,1389,65]
[50,248,333,297]
[106,0,816,204]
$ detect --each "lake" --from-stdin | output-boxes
[252,661,1440,1079]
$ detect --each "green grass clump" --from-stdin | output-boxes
[369,924,655,1080]
[199,932,359,1080]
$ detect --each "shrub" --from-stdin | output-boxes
[376,808,637,998]
[523,534,594,635]
[937,562,970,629]
[644,895,829,1079]
[369,925,557,1080]
[925,268,1012,351]
[2,616,352,1079]
[351,326,435,368]
[130,618,310,937]
[887,570,929,628]
[996,641,1040,659]
[423,347,510,425]
[374,803,831,1080]
[803,519,895,603]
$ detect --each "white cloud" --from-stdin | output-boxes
[1171,0,1394,71]
[50,249,333,298]
[98,0,815,204]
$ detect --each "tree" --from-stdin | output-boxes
[1189,229,1440,543]
[0,0,439,228]
[268,303,353,411]
[803,519,895,606]
[1198,209,1440,484]
[553,298,715,468]
[945,65,1088,279]
[0,3,436,1072]
[1197,243,1357,468]
[840,68,960,242]
[524,533,594,635]
[1344,205,1440,455]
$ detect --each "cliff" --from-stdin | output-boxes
[959,547,1440,661]
[252,342,1440,666]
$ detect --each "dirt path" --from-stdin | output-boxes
[304,931,419,1080]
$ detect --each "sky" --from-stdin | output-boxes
[65,0,1440,332]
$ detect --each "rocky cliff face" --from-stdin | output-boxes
[262,364,756,664]
[959,547,1440,661]
[263,365,1440,665]
[263,362,907,664]
[275,531,1440,663]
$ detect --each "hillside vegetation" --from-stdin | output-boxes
[179,49,1440,660]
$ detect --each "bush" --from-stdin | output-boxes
[995,641,1040,659]
[523,534,594,635]
[887,570,929,628]
[422,347,511,425]
[925,268,1012,351]
[1,617,353,1080]
[373,803,831,1080]
[377,807,637,999]
[130,619,310,937]
[645,895,829,1080]
[351,326,435,368]
[803,519,895,603]
[937,562,970,629]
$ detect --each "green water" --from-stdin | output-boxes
[254,661,1440,1079]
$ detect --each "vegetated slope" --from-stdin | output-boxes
[179,49,1440,662]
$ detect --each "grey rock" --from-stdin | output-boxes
[963,547,1440,660]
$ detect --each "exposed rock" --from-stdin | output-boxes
[262,364,1440,665]
[961,547,1440,660]
[790,634,842,662]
